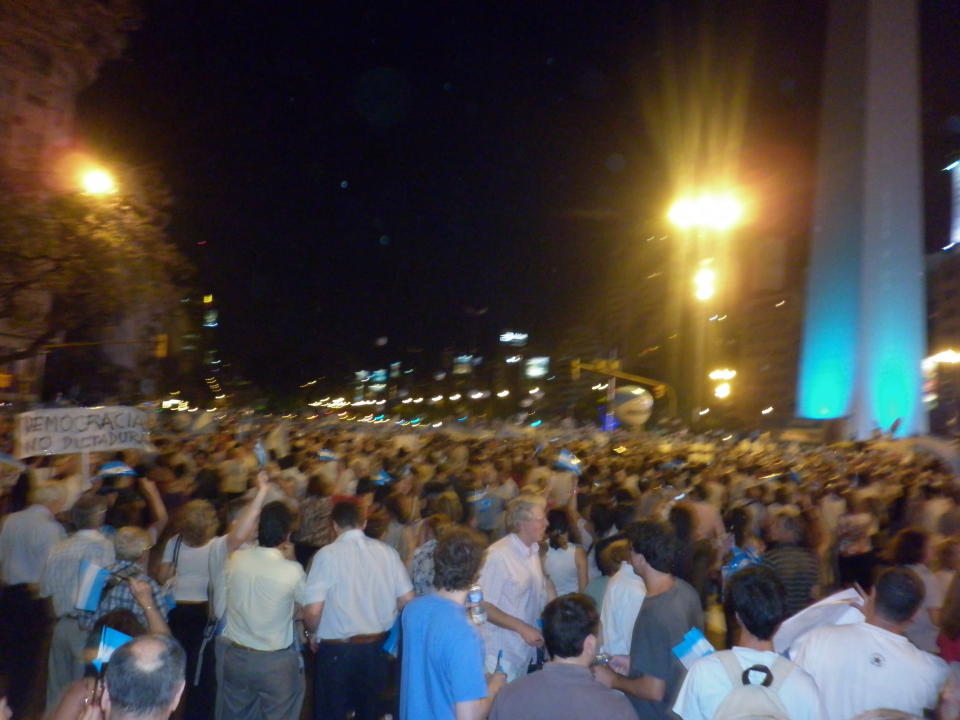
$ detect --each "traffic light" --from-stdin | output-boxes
[154,334,168,358]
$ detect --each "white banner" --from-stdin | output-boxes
[16,406,149,458]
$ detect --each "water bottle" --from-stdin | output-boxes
[467,584,487,625]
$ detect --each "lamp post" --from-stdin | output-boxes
[667,191,744,426]
[79,166,117,196]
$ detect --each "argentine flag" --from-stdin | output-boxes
[672,627,715,669]
[555,448,582,475]
[92,626,134,672]
[317,450,339,462]
[75,559,111,613]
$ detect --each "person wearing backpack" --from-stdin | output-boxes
[673,566,822,720]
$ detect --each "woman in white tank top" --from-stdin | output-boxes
[543,509,588,596]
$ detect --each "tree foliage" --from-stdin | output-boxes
[0,167,191,363]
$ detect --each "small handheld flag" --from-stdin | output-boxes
[75,560,111,613]
[254,440,268,468]
[554,448,582,475]
[92,626,134,672]
[672,627,715,669]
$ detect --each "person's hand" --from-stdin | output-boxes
[0,695,11,720]
[137,476,158,493]
[609,654,631,674]
[592,663,618,688]
[127,578,155,608]
[487,670,507,694]
[518,623,544,648]
[256,470,270,491]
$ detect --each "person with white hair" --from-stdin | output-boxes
[0,481,67,716]
[477,494,553,681]
[92,526,173,633]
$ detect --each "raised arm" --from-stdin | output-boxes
[226,471,271,553]
[127,577,171,635]
[138,477,168,541]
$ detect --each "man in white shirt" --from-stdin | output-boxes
[673,566,822,720]
[599,540,646,655]
[304,500,414,720]
[40,493,114,711]
[208,473,270,720]
[222,501,306,720]
[0,482,66,717]
[478,494,552,681]
[791,566,949,720]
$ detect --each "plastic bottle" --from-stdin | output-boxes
[467,584,486,624]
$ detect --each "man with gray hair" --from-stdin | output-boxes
[92,527,173,632]
[102,634,186,720]
[477,494,553,681]
[0,481,66,716]
[41,493,115,710]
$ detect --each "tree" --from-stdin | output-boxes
[0,166,190,364]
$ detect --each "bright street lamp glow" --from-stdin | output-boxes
[668,192,743,231]
[529,387,539,394]
[448,393,461,401]
[693,267,716,301]
[714,382,731,399]
[496,390,510,398]
[80,167,116,195]
[761,406,774,415]
[708,369,737,381]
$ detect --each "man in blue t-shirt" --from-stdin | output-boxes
[400,528,506,720]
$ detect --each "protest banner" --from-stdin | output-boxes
[15,406,149,458]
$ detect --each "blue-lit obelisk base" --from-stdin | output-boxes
[797,0,927,439]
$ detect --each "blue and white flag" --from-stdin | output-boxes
[254,439,268,468]
[92,626,134,672]
[375,469,393,486]
[672,627,715,669]
[317,450,339,462]
[76,559,111,612]
[97,460,136,479]
[554,448,582,475]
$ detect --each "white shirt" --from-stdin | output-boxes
[600,562,646,655]
[162,535,214,603]
[673,647,824,720]
[304,528,412,640]
[791,622,948,720]
[478,533,549,668]
[544,544,580,596]
[224,545,305,651]
[41,529,115,617]
[0,504,65,585]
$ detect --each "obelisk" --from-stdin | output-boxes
[797,0,927,438]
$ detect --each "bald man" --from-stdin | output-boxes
[102,635,186,720]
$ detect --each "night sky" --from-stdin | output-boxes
[75,1,960,393]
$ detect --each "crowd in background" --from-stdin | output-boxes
[3,414,960,720]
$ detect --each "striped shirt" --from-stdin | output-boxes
[41,529,115,622]
[761,545,819,616]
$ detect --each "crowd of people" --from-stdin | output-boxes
[3,414,960,720]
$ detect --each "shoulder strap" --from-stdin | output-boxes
[172,535,183,569]
[767,656,795,692]
[716,651,745,686]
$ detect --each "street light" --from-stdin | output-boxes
[693,266,716,301]
[667,192,744,231]
[79,167,116,195]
